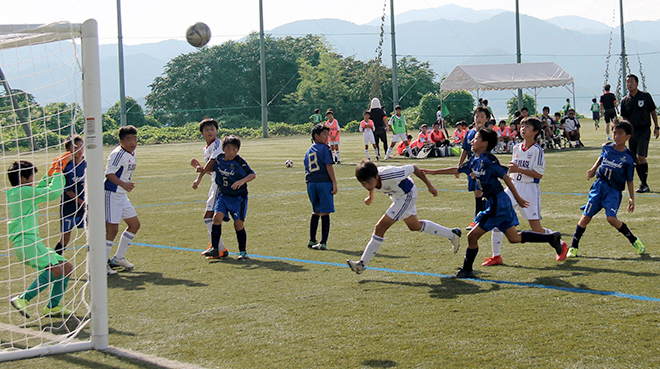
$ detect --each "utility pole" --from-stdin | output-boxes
[259,0,269,138]
[390,0,399,110]
[515,0,523,110]
[619,0,627,96]
[116,0,127,126]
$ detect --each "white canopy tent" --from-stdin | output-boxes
[440,62,575,112]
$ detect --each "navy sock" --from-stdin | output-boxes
[520,231,553,243]
[211,224,222,249]
[462,247,479,272]
[320,215,330,244]
[54,242,64,255]
[236,228,247,252]
[309,214,320,243]
[571,225,586,249]
[617,222,637,243]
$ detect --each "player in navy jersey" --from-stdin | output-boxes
[304,123,338,250]
[193,135,256,260]
[346,160,461,274]
[55,135,86,255]
[568,120,645,257]
[424,128,562,278]
[458,107,490,231]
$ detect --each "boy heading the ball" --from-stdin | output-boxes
[347,160,461,274]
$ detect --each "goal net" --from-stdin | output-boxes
[0,20,107,361]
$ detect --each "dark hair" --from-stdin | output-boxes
[568,108,576,113]
[478,128,498,152]
[626,74,639,84]
[543,106,550,112]
[604,84,611,91]
[222,135,241,150]
[483,99,489,106]
[326,108,334,115]
[420,124,428,129]
[554,112,562,117]
[592,98,597,103]
[199,118,219,133]
[363,110,371,116]
[613,119,633,135]
[395,105,402,110]
[355,159,379,182]
[457,120,466,127]
[486,119,496,128]
[521,107,529,113]
[119,125,138,140]
[474,106,491,120]
[8,160,37,187]
[514,110,521,117]
[498,120,506,125]
[311,123,329,140]
[566,98,571,102]
[521,117,543,138]
[64,134,83,152]
[314,108,320,114]
[437,105,442,110]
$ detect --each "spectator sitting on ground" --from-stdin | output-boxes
[452,121,467,146]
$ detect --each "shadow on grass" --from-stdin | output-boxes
[359,278,501,299]
[362,359,398,368]
[325,248,408,259]
[503,258,660,278]
[209,257,309,272]
[108,271,207,291]
[50,350,167,369]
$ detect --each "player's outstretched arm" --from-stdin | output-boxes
[422,167,459,176]
[503,175,529,208]
[627,181,635,213]
[413,165,438,197]
[586,157,603,179]
[192,159,215,189]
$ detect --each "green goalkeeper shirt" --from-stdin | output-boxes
[389,114,407,135]
[6,173,64,242]
[591,103,600,113]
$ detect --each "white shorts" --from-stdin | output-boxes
[206,182,219,212]
[105,191,138,224]
[505,182,541,220]
[385,187,417,221]
[391,133,408,143]
[362,131,376,145]
[328,139,340,145]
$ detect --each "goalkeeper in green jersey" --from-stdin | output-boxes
[7,160,74,318]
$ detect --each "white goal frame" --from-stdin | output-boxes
[0,19,107,361]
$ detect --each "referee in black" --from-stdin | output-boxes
[620,74,659,193]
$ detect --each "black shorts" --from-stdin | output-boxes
[592,112,600,121]
[630,127,650,157]
[604,109,616,123]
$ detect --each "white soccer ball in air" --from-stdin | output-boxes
[186,22,211,48]
[285,160,294,168]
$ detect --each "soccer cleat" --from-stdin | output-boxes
[347,259,366,274]
[566,247,578,258]
[482,255,503,266]
[466,222,477,231]
[550,232,562,253]
[636,184,650,193]
[311,243,327,250]
[205,248,229,259]
[237,251,250,260]
[632,238,646,255]
[10,296,30,318]
[376,155,380,161]
[201,243,213,254]
[107,265,118,275]
[307,241,317,248]
[556,241,569,261]
[336,161,341,165]
[449,267,475,279]
[43,305,73,317]
[110,256,134,269]
[450,228,462,254]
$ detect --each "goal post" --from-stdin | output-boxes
[0,19,107,361]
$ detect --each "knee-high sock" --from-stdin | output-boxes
[48,275,69,308]
[105,240,113,261]
[336,151,341,162]
[21,271,53,301]
[385,147,393,158]
[365,149,370,159]
[361,234,384,266]
[406,146,413,157]
[320,215,330,244]
[204,218,213,244]
[309,214,320,243]
[462,247,479,272]
[236,228,247,252]
[520,231,554,243]
[212,224,222,249]
[114,230,135,259]
[420,220,454,238]
[617,222,637,243]
[491,229,503,257]
[636,163,649,186]
[571,225,586,249]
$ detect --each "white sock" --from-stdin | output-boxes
[385,147,392,158]
[375,148,380,157]
[332,151,337,161]
[544,228,553,234]
[204,218,213,244]
[336,151,341,161]
[491,229,503,257]
[361,234,384,266]
[114,230,135,259]
[105,240,113,261]
[406,146,413,157]
[420,220,454,238]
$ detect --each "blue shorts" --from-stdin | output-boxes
[475,192,519,232]
[467,176,477,192]
[214,193,248,222]
[61,216,84,233]
[307,182,335,214]
[582,179,621,218]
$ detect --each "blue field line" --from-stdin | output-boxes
[132,242,660,302]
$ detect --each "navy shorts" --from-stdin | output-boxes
[467,176,477,192]
[582,179,622,218]
[214,193,248,221]
[61,216,84,233]
[307,182,335,214]
[592,112,600,121]
[475,192,519,232]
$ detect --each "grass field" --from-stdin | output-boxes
[7,123,660,368]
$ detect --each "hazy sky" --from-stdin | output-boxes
[4,0,659,45]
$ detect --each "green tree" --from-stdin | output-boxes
[396,57,439,108]
[107,97,150,128]
[441,91,475,126]
[506,94,537,117]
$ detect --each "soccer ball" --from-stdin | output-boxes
[285,160,294,168]
[186,22,211,48]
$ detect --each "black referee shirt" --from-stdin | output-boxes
[621,91,656,130]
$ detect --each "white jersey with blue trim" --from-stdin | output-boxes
[203,138,223,182]
[376,165,416,200]
[510,142,545,183]
[104,145,136,194]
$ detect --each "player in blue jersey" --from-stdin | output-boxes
[304,123,338,250]
[567,119,645,257]
[193,135,256,260]
[424,128,562,278]
[105,126,140,275]
[54,135,86,255]
[346,160,462,274]
[458,107,490,231]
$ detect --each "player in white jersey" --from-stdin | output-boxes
[484,118,568,266]
[105,126,141,275]
[190,119,227,256]
[347,160,462,274]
